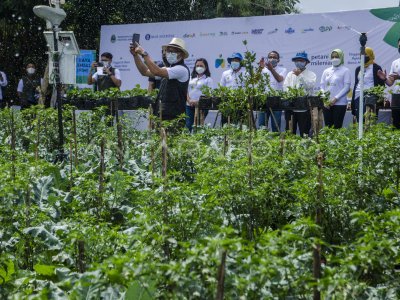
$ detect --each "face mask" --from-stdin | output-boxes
[101,60,110,67]
[166,52,178,65]
[294,61,306,70]
[196,66,205,74]
[331,58,341,67]
[230,61,241,70]
[27,68,35,74]
[268,58,278,67]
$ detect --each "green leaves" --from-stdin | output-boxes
[34,264,56,277]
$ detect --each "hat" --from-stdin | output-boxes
[162,38,189,59]
[292,51,310,63]
[227,52,243,64]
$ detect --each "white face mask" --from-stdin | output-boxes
[166,52,179,65]
[230,61,241,70]
[196,66,205,74]
[331,58,341,67]
[27,68,35,74]
[101,60,110,67]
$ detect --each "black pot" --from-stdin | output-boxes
[138,96,154,109]
[293,96,309,110]
[364,94,378,107]
[83,99,96,110]
[118,97,136,110]
[280,99,294,110]
[199,96,212,109]
[266,96,281,109]
[391,93,400,108]
[308,96,324,108]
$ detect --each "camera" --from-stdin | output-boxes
[97,62,104,67]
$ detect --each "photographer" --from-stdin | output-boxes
[130,38,190,121]
[88,52,121,91]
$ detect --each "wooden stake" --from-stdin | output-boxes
[215,250,227,300]
[76,240,86,273]
[161,128,167,178]
[72,110,78,167]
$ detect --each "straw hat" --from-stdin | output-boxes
[162,38,189,59]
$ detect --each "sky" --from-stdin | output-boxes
[297,0,399,13]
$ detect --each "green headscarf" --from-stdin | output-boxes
[331,49,344,66]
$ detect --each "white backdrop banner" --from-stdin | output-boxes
[100,7,400,92]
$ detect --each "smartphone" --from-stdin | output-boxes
[132,33,140,47]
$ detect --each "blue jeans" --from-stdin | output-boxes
[186,105,208,132]
[258,110,282,132]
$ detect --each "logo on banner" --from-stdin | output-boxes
[337,25,351,30]
[319,26,333,32]
[231,31,248,35]
[301,28,314,33]
[183,33,196,38]
[145,34,151,40]
[219,31,228,36]
[215,54,225,68]
[251,29,264,35]
[200,32,216,37]
[285,27,295,34]
[268,28,278,34]
[111,34,116,43]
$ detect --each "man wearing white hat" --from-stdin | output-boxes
[130,38,190,121]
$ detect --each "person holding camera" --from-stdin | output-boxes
[130,38,190,121]
[88,52,121,91]
[0,69,8,108]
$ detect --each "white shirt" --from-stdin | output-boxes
[355,64,374,100]
[166,65,189,83]
[262,66,287,92]
[284,68,317,112]
[188,75,213,102]
[220,68,245,89]
[17,78,44,93]
[0,71,7,100]
[92,67,121,81]
[389,57,400,97]
[320,65,351,105]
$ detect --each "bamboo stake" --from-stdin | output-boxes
[313,151,324,300]
[115,98,124,169]
[34,114,40,161]
[10,109,16,181]
[161,128,167,178]
[72,110,78,167]
[98,137,105,214]
[215,250,227,300]
[24,187,33,270]
[76,240,86,273]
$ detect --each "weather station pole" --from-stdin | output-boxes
[33,0,67,161]
[358,33,367,139]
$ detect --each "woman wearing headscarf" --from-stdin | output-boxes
[320,49,351,128]
[351,47,385,121]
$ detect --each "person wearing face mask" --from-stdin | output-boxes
[17,63,44,109]
[258,50,287,131]
[377,38,400,129]
[320,49,351,129]
[351,47,385,122]
[283,51,316,137]
[88,52,121,91]
[130,38,190,122]
[186,58,213,132]
[220,52,245,89]
[0,69,8,108]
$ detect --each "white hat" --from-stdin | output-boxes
[162,38,189,59]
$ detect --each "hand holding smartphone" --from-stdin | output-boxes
[132,33,140,48]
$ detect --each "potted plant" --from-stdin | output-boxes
[313,90,330,108]
[282,87,307,110]
[266,89,284,110]
[364,85,385,107]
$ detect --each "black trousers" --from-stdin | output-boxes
[323,105,347,129]
[393,109,400,129]
[285,110,311,137]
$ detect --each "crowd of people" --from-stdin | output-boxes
[129,37,400,134]
[1,37,400,134]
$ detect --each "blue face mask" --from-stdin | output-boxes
[230,61,241,70]
[295,61,306,70]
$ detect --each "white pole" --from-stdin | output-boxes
[358,54,365,139]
